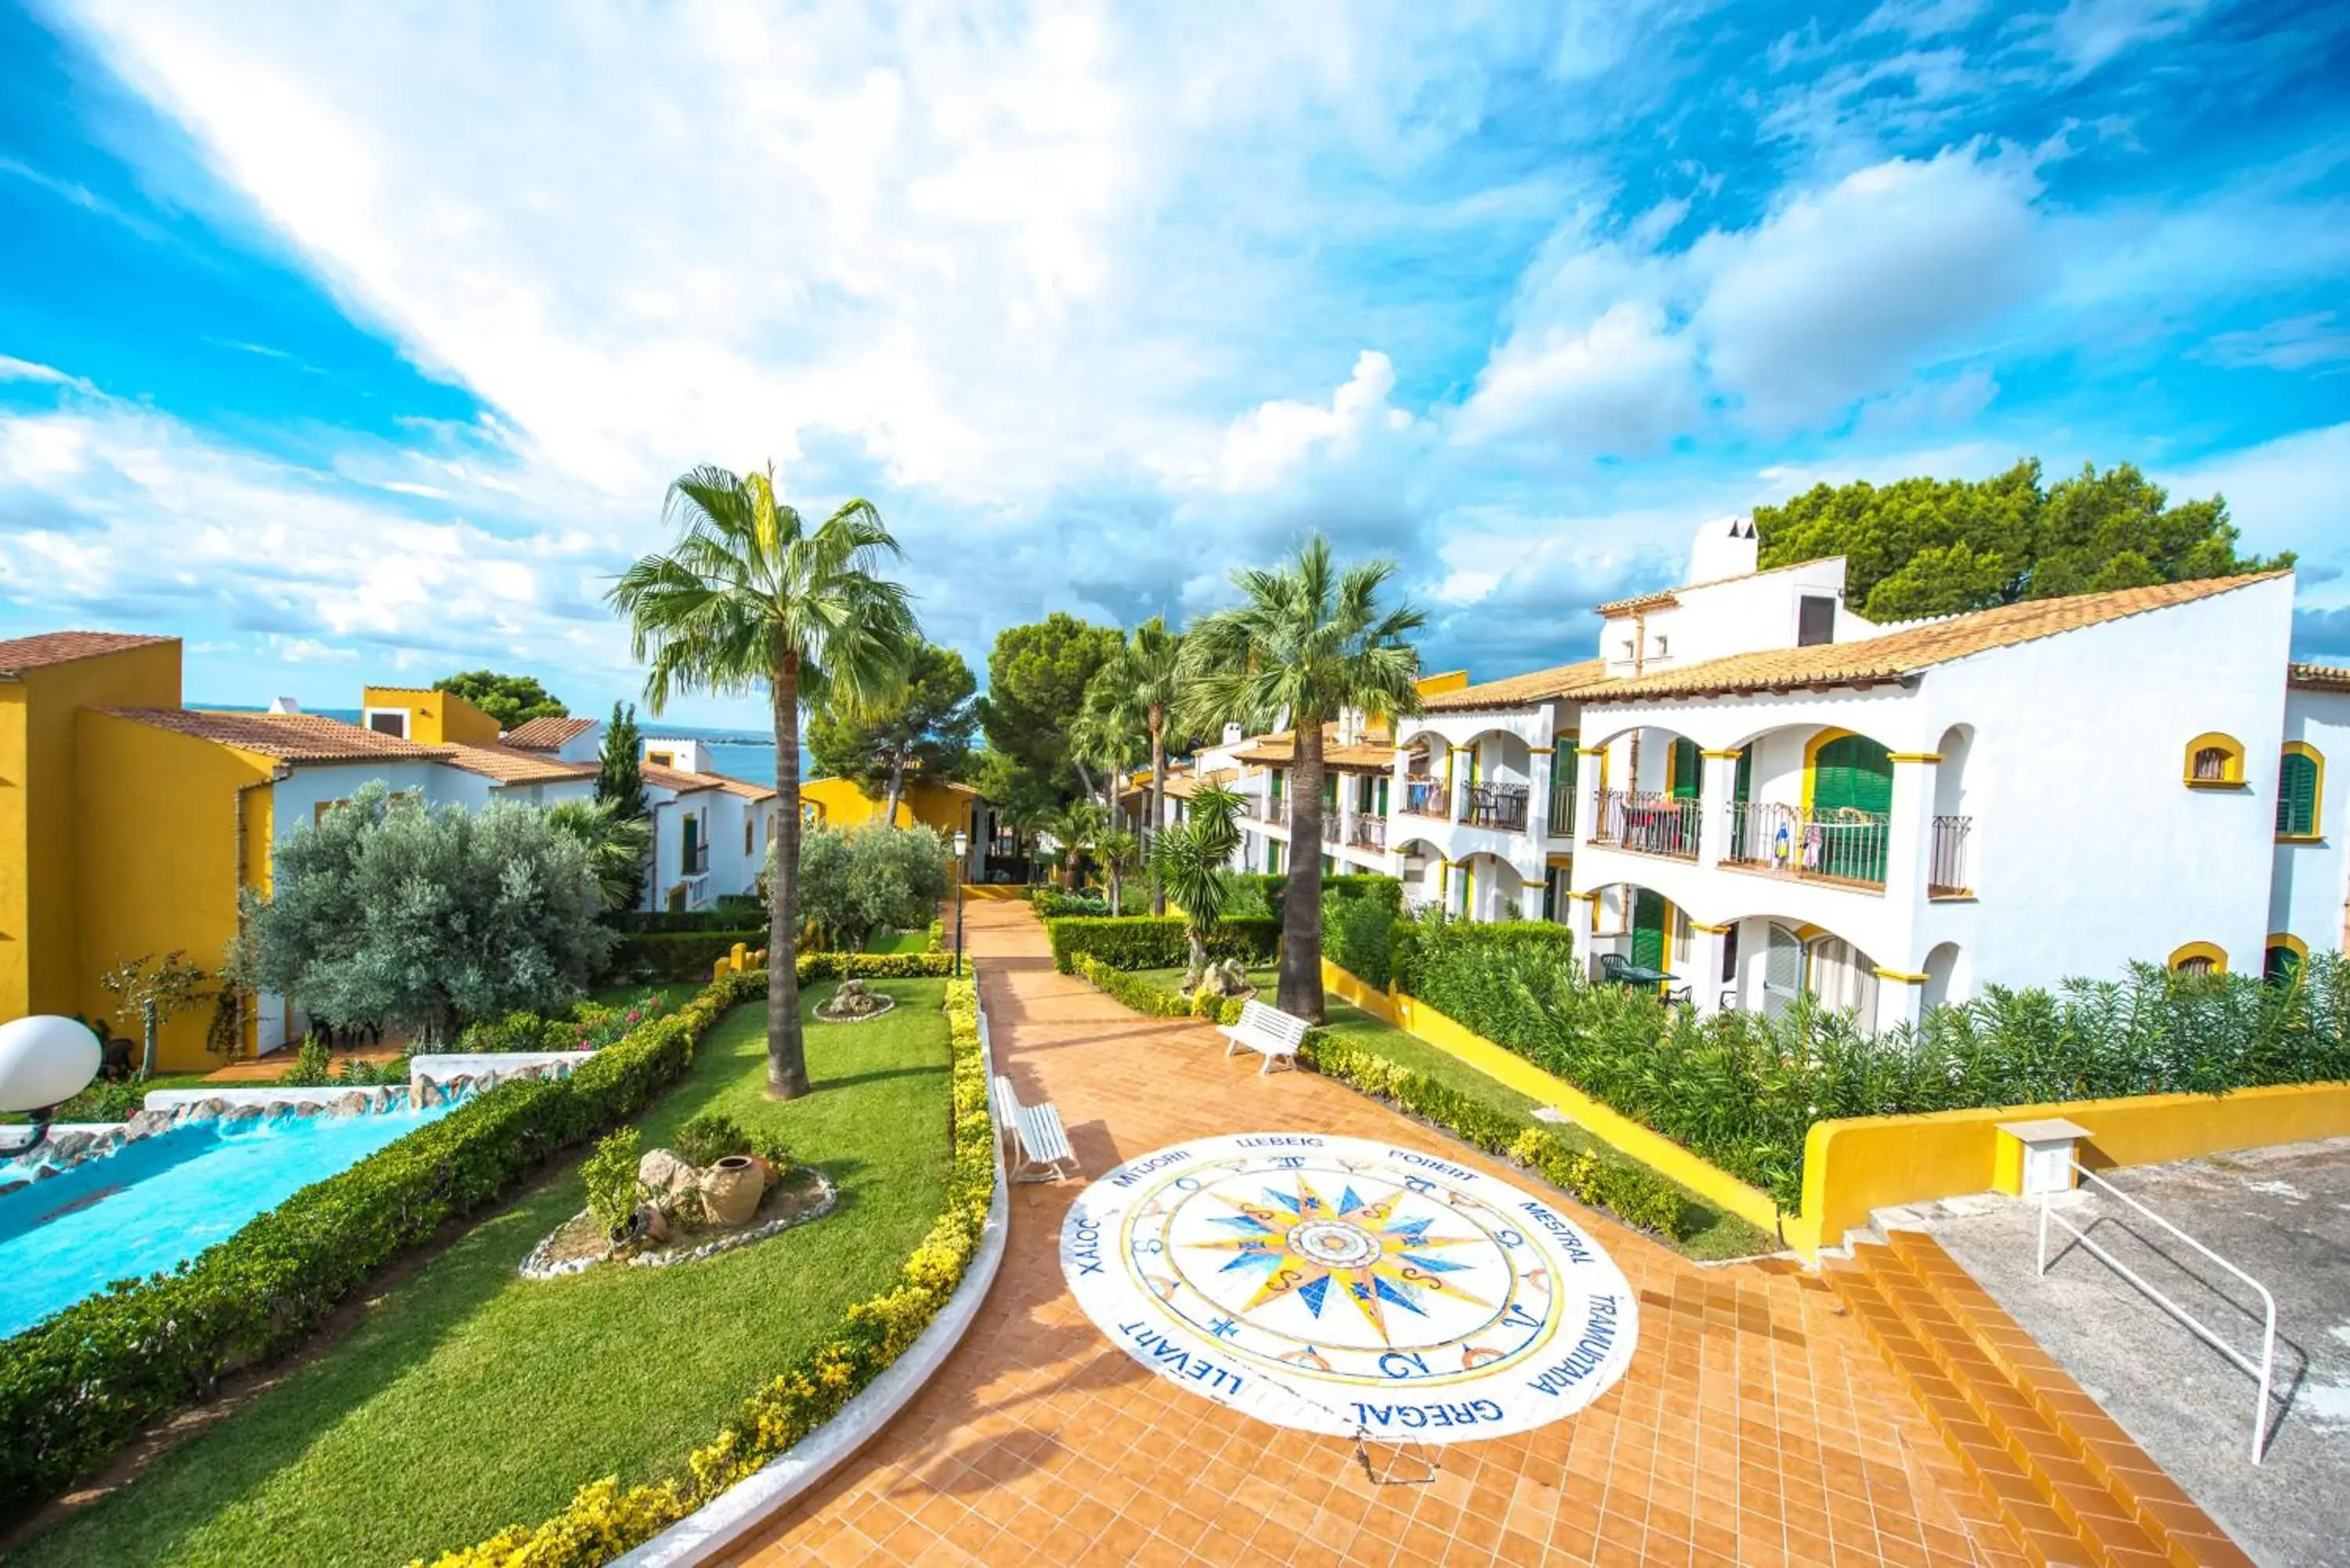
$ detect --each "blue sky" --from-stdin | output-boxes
[2,0,2346,729]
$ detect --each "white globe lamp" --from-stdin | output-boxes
[0,1016,103,1153]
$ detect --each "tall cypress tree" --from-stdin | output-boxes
[598,701,649,819]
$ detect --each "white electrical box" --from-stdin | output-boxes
[1997,1118,2095,1198]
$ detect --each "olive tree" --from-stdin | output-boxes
[233,782,612,1048]
[791,822,950,953]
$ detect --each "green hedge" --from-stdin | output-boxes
[1321,890,1401,990]
[1058,956,1688,1240]
[607,929,769,980]
[1390,916,1576,997]
[605,909,765,934]
[1222,872,1401,919]
[0,969,765,1526]
[1401,915,2350,1207]
[1044,916,1281,973]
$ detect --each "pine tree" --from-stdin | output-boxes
[598,701,649,820]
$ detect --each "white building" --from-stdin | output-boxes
[1275,517,2348,1028]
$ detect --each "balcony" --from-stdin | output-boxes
[1349,815,1387,852]
[1400,775,1447,819]
[1929,814,1973,898]
[682,840,710,876]
[1243,796,1289,826]
[1459,782,1530,833]
[1723,802,1887,887]
[1321,810,1341,844]
[1593,790,1701,862]
[1546,777,1575,840]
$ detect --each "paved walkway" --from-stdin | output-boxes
[723,901,2019,1566]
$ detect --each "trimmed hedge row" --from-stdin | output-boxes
[426,976,996,1567]
[609,934,957,984]
[1222,872,1401,919]
[1059,959,1689,1241]
[1390,916,1576,997]
[0,969,765,1526]
[1299,1032,1689,1240]
[1043,915,1281,974]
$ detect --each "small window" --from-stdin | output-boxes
[1797,595,1837,647]
[1652,634,1669,657]
[365,709,408,739]
[2264,937,2306,986]
[744,818,754,855]
[2167,941,2227,977]
[2182,732,2245,788]
[2276,744,2322,839]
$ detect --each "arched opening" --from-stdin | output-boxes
[2182,732,2244,788]
[1591,725,1703,861]
[2167,940,2228,977]
[1396,729,1449,822]
[1922,941,1970,1012]
[1457,851,1528,922]
[1930,724,1975,896]
[1724,915,1881,1028]
[1394,836,1445,913]
[2264,933,2308,986]
[1457,728,1535,833]
[1585,883,1694,991]
[1718,723,1896,887]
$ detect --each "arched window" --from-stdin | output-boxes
[2264,934,2308,986]
[2182,733,2244,788]
[2276,743,2323,840]
[2167,941,2228,977]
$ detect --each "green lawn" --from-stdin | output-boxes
[1133,966,1775,1262]
[862,928,935,954]
[18,979,955,1568]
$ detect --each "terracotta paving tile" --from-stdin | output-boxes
[715,901,2037,1568]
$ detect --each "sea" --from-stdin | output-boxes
[201,704,800,787]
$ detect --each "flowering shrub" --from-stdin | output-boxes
[419,976,996,1568]
[0,969,761,1526]
[459,991,674,1055]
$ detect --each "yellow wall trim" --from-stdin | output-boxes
[2182,731,2246,788]
[2267,932,2309,960]
[1524,746,1554,755]
[1886,752,1943,764]
[1873,966,1930,984]
[2166,939,2228,974]
[1698,748,1743,759]
[1576,746,1605,757]
[1687,920,1733,934]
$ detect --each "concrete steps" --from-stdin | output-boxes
[1827,1230,2251,1568]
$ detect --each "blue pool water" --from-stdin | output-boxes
[0,1102,456,1338]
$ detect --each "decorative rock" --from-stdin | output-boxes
[0,1180,24,1198]
[331,1091,368,1117]
[125,1108,175,1140]
[1195,959,1256,1001]
[222,1104,265,1124]
[416,1081,441,1109]
[291,1102,321,1118]
[45,1130,92,1163]
[637,1148,702,1202]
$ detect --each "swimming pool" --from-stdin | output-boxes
[0,1101,457,1339]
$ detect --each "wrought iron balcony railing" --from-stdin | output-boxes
[1723,801,1888,887]
[1929,814,1973,898]
[1349,815,1387,852]
[1400,775,1447,818]
[1459,782,1530,833]
[1593,790,1701,861]
[1546,778,1576,840]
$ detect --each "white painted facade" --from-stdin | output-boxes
[1215,515,2347,1028]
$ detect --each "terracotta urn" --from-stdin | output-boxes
[701,1155,765,1227]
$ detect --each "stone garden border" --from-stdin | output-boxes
[519,1171,840,1281]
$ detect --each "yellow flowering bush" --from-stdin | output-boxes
[418,975,996,1568]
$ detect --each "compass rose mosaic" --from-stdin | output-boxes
[1058,1133,1639,1440]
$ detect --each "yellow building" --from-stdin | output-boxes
[799,775,992,878]
[2,635,597,1070]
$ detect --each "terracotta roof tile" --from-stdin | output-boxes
[439,743,599,785]
[97,708,454,763]
[1580,573,2287,703]
[2290,662,2350,692]
[641,762,776,801]
[501,716,597,750]
[0,631,174,675]
[1231,733,1398,773]
[1421,658,1611,712]
[1592,558,1821,617]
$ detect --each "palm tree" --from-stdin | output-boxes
[1043,799,1105,891]
[545,798,654,912]
[610,464,918,1100]
[1086,617,1185,912]
[1094,829,1141,916]
[1180,537,1423,1022]
[1146,784,1244,992]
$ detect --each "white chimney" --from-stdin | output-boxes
[1688,515,1759,583]
[1222,721,1244,746]
[268,696,302,715]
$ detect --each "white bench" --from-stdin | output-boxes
[1218,1000,1309,1075]
[990,1073,1077,1184]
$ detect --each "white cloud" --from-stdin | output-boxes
[2200,313,2350,372]
[2157,422,2350,565]
[1207,351,1426,493]
[2038,0,2214,75]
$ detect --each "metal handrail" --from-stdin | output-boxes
[2038,1159,2278,1463]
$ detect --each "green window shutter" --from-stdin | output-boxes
[1630,890,1667,971]
[1812,735,1893,815]
[1734,744,1753,805]
[1270,770,1283,801]
[1670,738,1701,800]
[2265,944,2301,985]
[2277,753,2318,836]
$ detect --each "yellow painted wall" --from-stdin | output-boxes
[801,776,978,838]
[1414,669,1470,698]
[362,685,499,746]
[74,712,274,1069]
[1785,1080,2350,1257]
[2,641,183,1024]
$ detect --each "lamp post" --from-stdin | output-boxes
[950,828,970,978]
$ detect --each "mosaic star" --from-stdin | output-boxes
[1184,1175,1489,1344]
